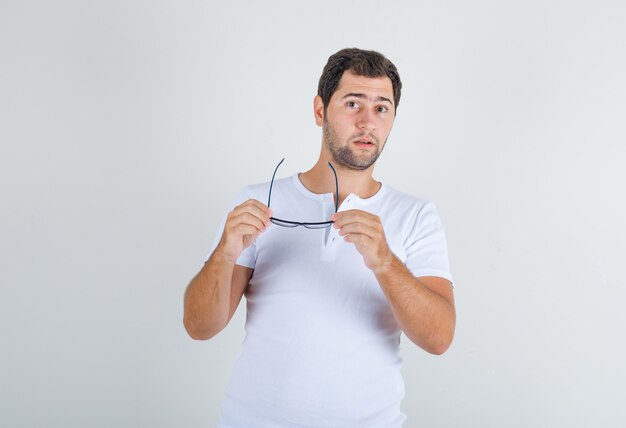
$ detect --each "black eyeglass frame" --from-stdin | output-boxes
[267,158,338,229]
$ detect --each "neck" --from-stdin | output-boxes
[299,155,381,206]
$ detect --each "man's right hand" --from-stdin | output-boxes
[184,199,268,340]
[216,199,272,262]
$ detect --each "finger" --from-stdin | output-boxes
[231,202,272,226]
[238,206,272,227]
[332,210,379,228]
[240,199,273,217]
[335,214,383,236]
[229,223,265,237]
[342,232,373,246]
[232,200,272,224]
[228,211,268,234]
[336,222,380,239]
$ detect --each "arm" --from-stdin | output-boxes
[373,259,455,355]
[183,199,271,340]
[331,210,456,355]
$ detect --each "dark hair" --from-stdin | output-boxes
[317,48,402,114]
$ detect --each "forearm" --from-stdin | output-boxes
[183,248,235,340]
[374,255,456,355]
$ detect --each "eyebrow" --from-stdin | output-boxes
[342,92,394,106]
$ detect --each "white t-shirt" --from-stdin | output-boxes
[210,174,453,428]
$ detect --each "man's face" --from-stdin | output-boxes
[316,71,396,171]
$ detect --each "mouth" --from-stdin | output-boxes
[353,139,375,148]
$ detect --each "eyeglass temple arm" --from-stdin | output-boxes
[267,158,285,208]
[327,161,338,213]
[268,158,337,212]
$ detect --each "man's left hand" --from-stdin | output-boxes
[331,209,395,273]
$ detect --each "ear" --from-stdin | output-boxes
[313,95,325,127]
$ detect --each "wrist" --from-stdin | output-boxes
[371,251,397,276]
[211,244,239,265]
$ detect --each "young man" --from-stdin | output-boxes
[184,48,456,427]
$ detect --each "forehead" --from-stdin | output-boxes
[332,71,394,103]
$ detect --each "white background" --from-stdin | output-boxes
[1,1,625,427]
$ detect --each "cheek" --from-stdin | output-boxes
[380,120,394,135]
[334,123,352,139]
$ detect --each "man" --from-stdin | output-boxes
[184,48,456,427]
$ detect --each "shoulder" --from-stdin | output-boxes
[237,176,293,202]
[380,184,435,217]
[377,185,447,238]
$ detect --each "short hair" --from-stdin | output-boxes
[317,48,402,114]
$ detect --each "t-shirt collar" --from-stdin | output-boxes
[291,173,387,206]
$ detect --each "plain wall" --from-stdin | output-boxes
[1,1,625,426]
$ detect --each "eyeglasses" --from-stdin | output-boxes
[267,158,338,229]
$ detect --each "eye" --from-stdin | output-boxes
[377,105,389,113]
[347,101,360,109]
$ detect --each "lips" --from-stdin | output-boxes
[353,139,375,148]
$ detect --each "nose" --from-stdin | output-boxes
[356,109,375,131]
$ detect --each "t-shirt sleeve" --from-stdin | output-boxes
[403,202,454,285]
[205,188,257,269]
